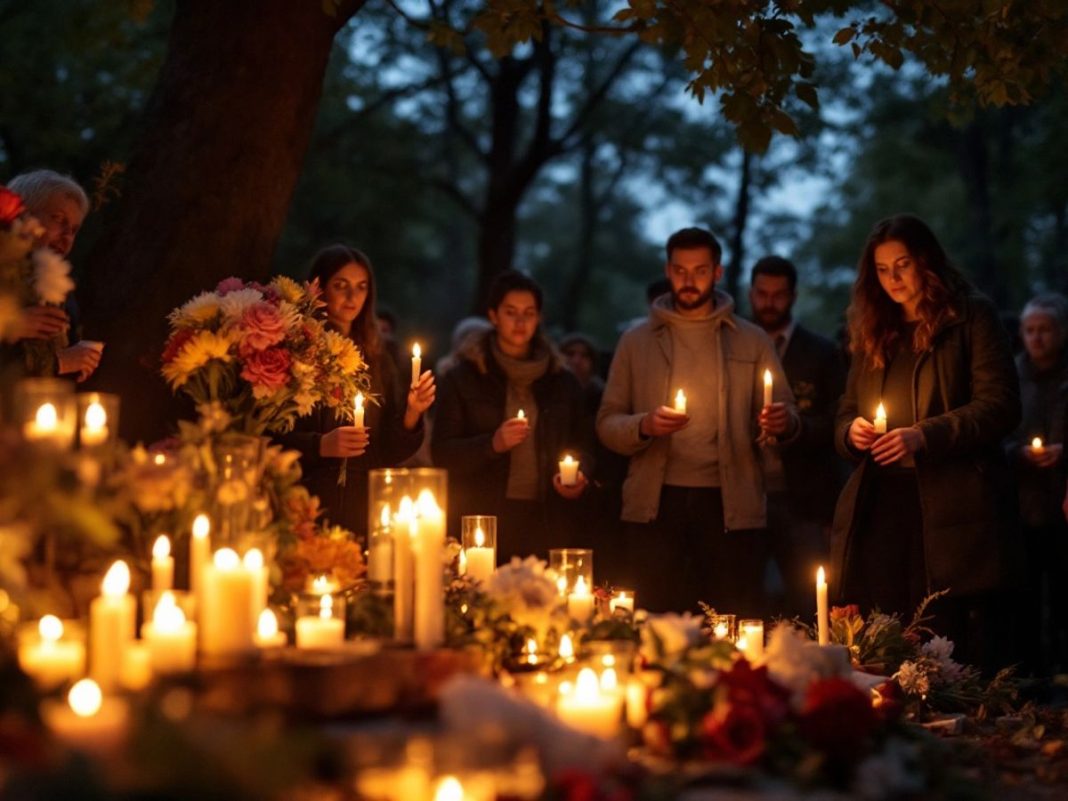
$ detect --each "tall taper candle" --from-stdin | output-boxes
[816,566,829,646]
[89,561,135,692]
[763,369,773,408]
[190,514,210,601]
[411,343,422,387]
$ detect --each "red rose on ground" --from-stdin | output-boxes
[240,346,291,394]
[700,702,767,765]
[0,187,25,224]
[798,677,877,761]
[871,679,905,723]
[161,328,195,364]
[718,660,791,726]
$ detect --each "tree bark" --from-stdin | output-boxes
[956,119,1003,306]
[81,0,364,443]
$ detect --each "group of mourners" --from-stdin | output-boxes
[5,169,1068,675]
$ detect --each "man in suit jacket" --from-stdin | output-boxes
[749,256,846,620]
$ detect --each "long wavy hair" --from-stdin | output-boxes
[306,243,382,362]
[847,215,968,369]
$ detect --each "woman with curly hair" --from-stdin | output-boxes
[830,215,1020,665]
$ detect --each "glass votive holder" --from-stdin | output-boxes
[461,516,497,583]
[709,613,736,642]
[549,548,593,595]
[15,377,76,448]
[366,525,394,590]
[76,392,119,448]
[607,588,635,616]
[295,592,346,649]
[16,616,86,689]
[737,619,765,662]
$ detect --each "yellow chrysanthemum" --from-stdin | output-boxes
[325,332,365,375]
[271,275,304,304]
[162,329,235,387]
[170,291,221,326]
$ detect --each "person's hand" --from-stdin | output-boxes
[640,406,689,437]
[1024,442,1063,469]
[319,425,370,458]
[492,417,530,453]
[848,416,877,451]
[553,470,589,500]
[57,341,103,382]
[404,370,436,427]
[11,305,68,341]
[870,426,925,466]
[758,401,789,437]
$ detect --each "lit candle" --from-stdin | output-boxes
[411,343,422,387]
[567,575,594,622]
[1032,436,1044,454]
[739,619,764,661]
[608,589,635,615]
[89,560,135,692]
[244,548,269,622]
[816,566,829,646]
[516,408,526,421]
[143,591,197,674]
[24,402,59,441]
[80,401,109,447]
[41,679,129,757]
[368,505,393,584]
[464,526,495,583]
[556,667,623,738]
[558,454,579,487]
[18,615,85,689]
[151,534,174,591]
[673,389,687,415]
[713,621,729,640]
[354,392,365,428]
[296,593,345,648]
[255,609,287,648]
[873,402,887,435]
[120,643,152,691]
[625,676,648,728]
[393,496,415,642]
[189,514,211,603]
[525,637,539,665]
[412,490,446,650]
[200,548,255,657]
[558,632,574,662]
[763,369,773,408]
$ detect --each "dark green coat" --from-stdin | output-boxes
[830,292,1022,599]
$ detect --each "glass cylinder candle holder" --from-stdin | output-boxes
[15,378,76,448]
[548,548,593,596]
[76,392,119,449]
[708,613,736,642]
[737,619,765,662]
[367,504,394,592]
[607,588,635,617]
[211,434,263,549]
[461,516,497,583]
[295,592,346,649]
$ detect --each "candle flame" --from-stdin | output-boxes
[68,679,103,718]
[192,513,210,540]
[214,548,240,570]
[35,402,58,430]
[102,560,130,596]
[602,654,616,668]
[258,608,279,639]
[412,342,421,359]
[562,454,574,466]
[319,594,334,620]
[556,575,568,595]
[311,574,335,594]
[714,622,729,639]
[736,635,749,652]
[558,633,574,660]
[875,402,886,420]
[817,565,826,585]
[379,504,391,528]
[152,453,166,465]
[1032,437,1043,449]
[572,575,589,596]
[415,489,441,517]
[84,401,107,429]
[575,667,600,701]
[152,534,171,560]
[763,368,773,387]
[600,667,619,692]
[153,591,186,632]
[397,495,414,520]
[39,614,63,643]
[674,389,686,409]
[433,776,462,801]
[243,548,264,570]
[474,527,485,547]
[516,408,525,420]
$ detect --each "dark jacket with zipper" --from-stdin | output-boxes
[829,291,1022,599]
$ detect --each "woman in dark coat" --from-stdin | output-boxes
[431,271,592,561]
[830,215,1021,665]
[281,244,435,536]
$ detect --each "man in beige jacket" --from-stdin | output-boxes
[596,228,799,614]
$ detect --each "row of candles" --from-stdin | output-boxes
[19,385,119,449]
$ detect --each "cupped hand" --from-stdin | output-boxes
[641,406,689,437]
[57,341,103,382]
[870,426,925,466]
[848,416,876,451]
[320,425,370,458]
[553,470,589,500]
[758,401,789,437]
[406,371,436,419]
[1024,442,1062,469]
[12,305,69,341]
[492,417,530,453]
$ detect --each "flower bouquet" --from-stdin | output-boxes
[161,275,369,436]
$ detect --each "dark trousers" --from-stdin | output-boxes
[619,486,767,615]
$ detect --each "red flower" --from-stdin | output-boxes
[215,276,245,295]
[700,703,767,765]
[0,187,25,224]
[240,346,292,394]
[798,677,877,761]
[830,604,861,622]
[161,328,195,364]
[239,301,287,352]
[717,660,791,726]
[871,679,905,723]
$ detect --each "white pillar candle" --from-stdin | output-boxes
[255,609,287,648]
[516,408,526,421]
[151,534,174,591]
[189,514,211,602]
[763,368,773,408]
[558,454,579,486]
[143,591,197,674]
[296,594,345,648]
[816,566,829,646]
[673,389,687,415]
[464,526,495,583]
[244,548,269,622]
[24,402,59,441]
[89,560,135,693]
[18,616,85,689]
[411,342,422,387]
[556,667,622,738]
[200,548,255,657]
[354,392,365,428]
[739,619,764,662]
[80,401,109,447]
[41,679,128,757]
[609,589,635,615]
[413,490,445,650]
[393,496,415,642]
[120,642,152,691]
[873,402,887,435]
[567,575,595,622]
[368,505,393,584]
[558,632,574,662]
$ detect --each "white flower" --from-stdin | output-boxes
[920,636,966,684]
[763,623,853,708]
[218,287,264,320]
[893,660,931,697]
[641,612,705,663]
[485,556,565,637]
[32,248,74,304]
[170,291,221,326]
[854,738,925,800]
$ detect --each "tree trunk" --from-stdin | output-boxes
[956,120,1003,306]
[81,0,363,443]
[563,142,598,331]
[726,150,752,302]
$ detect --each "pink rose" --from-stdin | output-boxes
[0,187,25,224]
[240,302,286,351]
[241,347,291,394]
[215,277,245,295]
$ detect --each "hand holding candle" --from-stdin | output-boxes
[492,411,532,452]
[354,392,365,428]
[763,369,773,408]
